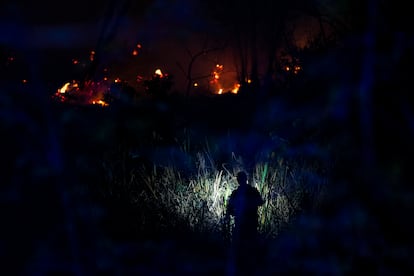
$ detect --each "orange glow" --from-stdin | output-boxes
[193,82,198,87]
[90,50,95,61]
[155,69,163,78]
[294,65,302,74]
[58,82,71,93]
[214,64,223,80]
[54,79,110,107]
[114,78,121,83]
[231,83,240,94]
[209,63,240,94]
[132,43,142,56]
[92,100,109,107]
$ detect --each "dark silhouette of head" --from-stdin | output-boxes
[236,171,248,186]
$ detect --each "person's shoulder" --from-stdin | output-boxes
[247,185,259,193]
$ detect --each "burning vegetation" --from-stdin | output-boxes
[53,80,110,107]
[49,43,304,107]
[209,64,240,95]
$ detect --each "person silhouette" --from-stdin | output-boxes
[226,171,265,275]
[227,171,264,245]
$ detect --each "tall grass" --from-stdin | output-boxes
[99,130,329,241]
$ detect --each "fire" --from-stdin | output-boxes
[231,83,241,94]
[281,56,302,75]
[92,100,109,107]
[53,80,109,107]
[212,64,222,80]
[58,82,71,93]
[52,43,254,105]
[209,64,239,94]
[154,69,163,78]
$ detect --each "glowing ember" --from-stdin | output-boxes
[90,50,95,61]
[154,69,163,78]
[231,83,241,94]
[209,63,239,94]
[58,82,71,93]
[53,79,110,107]
[213,64,222,80]
[91,100,109,107]
[132,44,142,56]
[282,61,302,75]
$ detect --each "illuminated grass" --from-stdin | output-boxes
[100,132,329,240]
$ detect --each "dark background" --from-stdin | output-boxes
[1,0,413,274]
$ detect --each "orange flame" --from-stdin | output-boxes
[91,100,109,107]
[58,82,71,93]
[154,69,163,78]
[231,83,241,94]
[209,64,239,94]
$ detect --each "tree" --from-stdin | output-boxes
[200,0,357,93]
[175,35,227,98]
